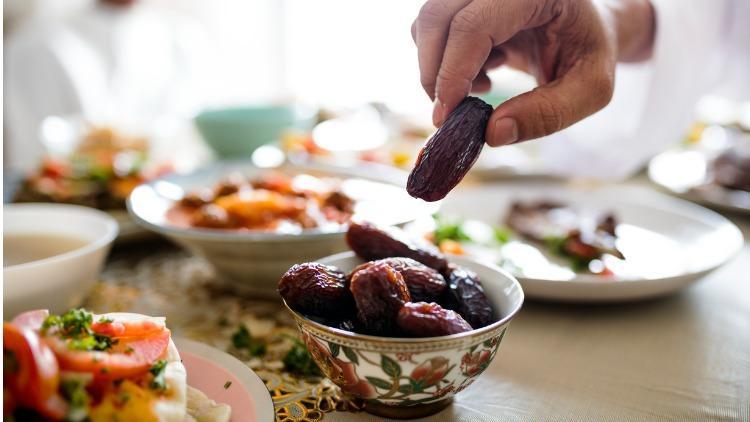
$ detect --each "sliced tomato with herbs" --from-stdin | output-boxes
[3,322,67,419]
[90,316,164,339]
[48,328,171,380]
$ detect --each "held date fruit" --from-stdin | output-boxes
[442,265,494,328]
[396,302,472,337]
[278,263,354,317]
[346,221,448,272]
[407,97,493,202]
[349,262,411,335]
[352,258,446,303]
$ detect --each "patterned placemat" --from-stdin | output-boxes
[83,244,362,421]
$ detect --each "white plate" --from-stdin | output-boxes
[174,338,275,422]
[423,182,743,302]
[649,148,750,214]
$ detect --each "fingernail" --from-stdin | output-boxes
[489,117,518,146]
[432,99,445,126]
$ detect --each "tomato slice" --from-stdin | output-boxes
[3,323,67,419]
[12,309,49,332]
[48,329,171,381]
[90,316,164,339]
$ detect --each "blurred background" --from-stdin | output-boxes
[3,0,537,172]
[3,0,749,198]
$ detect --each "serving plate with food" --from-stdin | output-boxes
[407,181,743,302]
[13,121,172,242]
[648,132,750,214]
[278,221,523,418]
[128,160,437,294]
[2,308,272,421]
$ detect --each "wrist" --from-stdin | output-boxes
[598,0,656,62]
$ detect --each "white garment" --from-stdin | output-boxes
[537,0,750,180]
[3,2,209,171]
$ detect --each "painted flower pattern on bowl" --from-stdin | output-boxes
[298,325,508,408]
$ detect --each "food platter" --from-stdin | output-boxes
[410,181,743,302]
[127,159,437,292]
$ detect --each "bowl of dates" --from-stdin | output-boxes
[128,161,436,295]
[278,221,524,419]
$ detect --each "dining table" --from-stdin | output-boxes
[83,179,750,422]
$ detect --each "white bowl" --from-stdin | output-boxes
[127,160,437,296]
[3,203,118,318]
[284,252,524,419]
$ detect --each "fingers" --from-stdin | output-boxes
[412,0,472,101]
[485,56,615,146]
[471,71,492,93]
[432,0,556,125]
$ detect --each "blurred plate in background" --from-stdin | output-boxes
[413,181,743,302]
[649,147,750,215]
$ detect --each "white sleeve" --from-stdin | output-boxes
[534,0,733,180]
[4,27,87,171]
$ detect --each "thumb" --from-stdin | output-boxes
[485,59,614,146]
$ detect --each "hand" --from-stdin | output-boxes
[412,0,655,146]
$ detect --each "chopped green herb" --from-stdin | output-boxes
[69,334,115,352]
[124,346,135,354]
[223,381,232,389]
[432,213,471,244]
[543,235,592,271]
[42,309,115,352]
[97,317,114,324]
[4,349,19,374]
[231,325,266,357]
[282,338,321,377]
[149,360,168,391]
[60,378,89,422]
[494,226,513,244]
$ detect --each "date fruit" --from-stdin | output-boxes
[349,262,411,335]
[407,97,493,202]
[396,302,472,337]
[346,221,448,272]
[278,263,354,317]
[353,258,446,303]
[441,265,494,328]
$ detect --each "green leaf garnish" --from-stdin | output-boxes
[432,213,471,244]
[60,378,89,422]
[282,339,321,377]
[149,360,168,391]
[231,325,266,357]
[42,309,115,352]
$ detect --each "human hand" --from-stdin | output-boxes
[412,0,654,146]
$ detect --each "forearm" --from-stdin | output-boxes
[598,0,656,62]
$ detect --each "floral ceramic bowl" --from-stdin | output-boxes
[283,252,524,419]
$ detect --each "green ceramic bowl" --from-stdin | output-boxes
[194,105,315,158]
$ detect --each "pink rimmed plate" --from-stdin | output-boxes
[175,338,275,422]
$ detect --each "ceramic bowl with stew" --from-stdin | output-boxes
[127,160,437,296]
[3,203,118,318]
[283,252,524,419]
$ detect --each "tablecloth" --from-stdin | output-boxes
[86,211,750,422]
